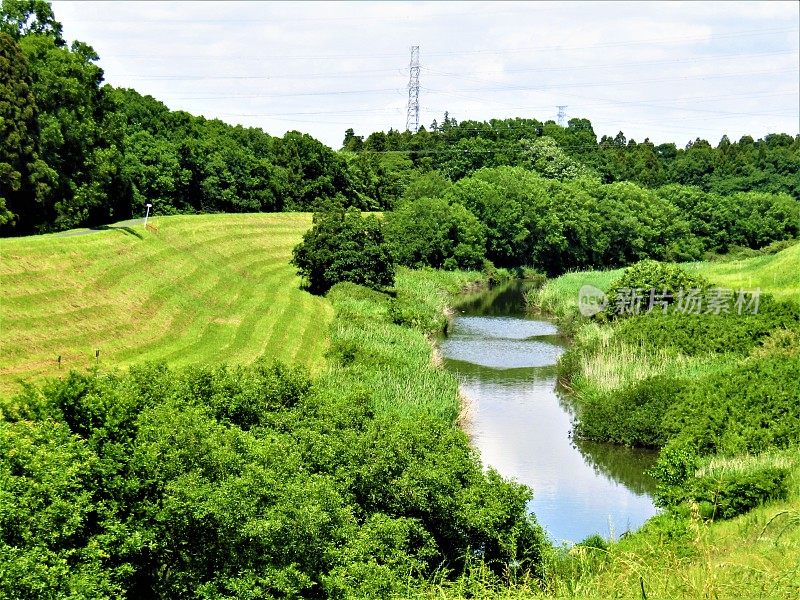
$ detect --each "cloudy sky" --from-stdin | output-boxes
[51,1,799,149]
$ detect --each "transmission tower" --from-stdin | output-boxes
[556,105,568,127]
[406,46,420,132]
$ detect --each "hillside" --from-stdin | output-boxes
[531,241,800,320]
[683,243,800,301]
[0,213,332,395]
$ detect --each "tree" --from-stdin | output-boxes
[122,130,190,211]
[0,0,63,43]
[273,131,353,210]
[521,136,592,181]
[342,127,364,151]
[384,197,485,270]
[17,31,127,229]
[291,208,395,294]
[445,174,529,266]
[401,170,452,203]
[0,31,54,232]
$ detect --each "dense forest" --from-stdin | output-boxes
[1,1,798,242]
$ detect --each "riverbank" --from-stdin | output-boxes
[2,264,558,597]
[501,247,800,599]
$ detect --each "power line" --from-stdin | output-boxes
[426,49,798,77]
[94,27,799,62]
[424,67,797,94]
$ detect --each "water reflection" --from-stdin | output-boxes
[441,281,659,544]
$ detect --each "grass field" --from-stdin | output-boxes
[0,213,332,395]
[684,242,800,301]
[528,241,800,321]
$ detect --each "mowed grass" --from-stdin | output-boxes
[683,241,800,302]
[529,241,800,320]
[0,213,332,395]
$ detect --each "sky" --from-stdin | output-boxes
[51,0,800,149]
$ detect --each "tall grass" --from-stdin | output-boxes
[526,268,622,320]
[696,449,798,480]
[562,322,739,396]
[323,268,485,423]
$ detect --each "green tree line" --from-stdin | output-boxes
[0,1,378,235]
[383,167,799,276]
[344,114,800,199]
[2,0,798,237]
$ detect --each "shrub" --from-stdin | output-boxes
[649,443,701,509]
[1,351,548,597]
[651,448,793,520]
[662,354,800,457]
[613,294,800,355]
[291,207,395,294]
[691,465,789,520]
[604,260,710,318]
[574,375,685,447]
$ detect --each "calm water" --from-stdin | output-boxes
[440,281,659,544]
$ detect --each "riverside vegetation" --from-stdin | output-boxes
[515,242,800,599]
[1,265,556,598]
[5,215,798,598]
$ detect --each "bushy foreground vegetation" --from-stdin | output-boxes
[0,268,552,598]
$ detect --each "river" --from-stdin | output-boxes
[439,280,659,545]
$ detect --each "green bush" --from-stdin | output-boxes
[604,260,709,318]
[291,207,395,294]
[649,443,701,509]
[691,466,789,520]
[651,447,792,520]
[662,354,800,457]
[574,375,685,447]
[613,295,800,355]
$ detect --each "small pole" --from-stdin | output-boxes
[57,355,62,369]
[144,203,152,228]
[95,349,100,363]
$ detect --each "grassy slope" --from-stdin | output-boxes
[530,242,800,320]
[683,243,800,301]
[0,214,332,395]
